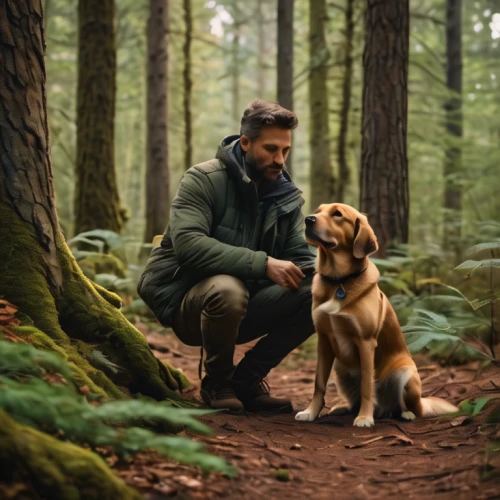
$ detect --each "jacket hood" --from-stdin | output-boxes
[215,135,302,206]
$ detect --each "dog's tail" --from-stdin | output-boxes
[420,397,458,417]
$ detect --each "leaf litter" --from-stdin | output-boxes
[113,327,500,499]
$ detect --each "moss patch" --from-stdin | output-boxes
[0,410,140,499]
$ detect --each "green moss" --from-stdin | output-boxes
[161,361,192,391]
[57,232,185,401]
[92,281,123,308]
[0,410,141,499]
[0,203,70,347]
[0,203,184,403]
[12,326,68,359]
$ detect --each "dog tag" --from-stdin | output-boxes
[336,286,346,299]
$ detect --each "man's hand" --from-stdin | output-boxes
[266,257,305,290]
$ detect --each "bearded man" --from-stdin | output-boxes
[138,100,315,413]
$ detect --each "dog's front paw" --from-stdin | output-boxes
[353,415,374,428]
[401,411,416,421]
[295,410,318,422]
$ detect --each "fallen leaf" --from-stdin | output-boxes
[451,415,472,427]
[345,436,385,449]
[153,482,177,496]
[43,372,68,386]
[176,475,203,489]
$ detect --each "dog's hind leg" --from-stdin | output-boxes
[328,360,358,415]
[295,334,334,422]
[401,370,423,419]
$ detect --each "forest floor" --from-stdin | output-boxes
[117,325,500,500]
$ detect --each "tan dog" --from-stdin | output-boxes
[295,203,458,427]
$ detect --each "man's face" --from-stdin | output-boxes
[241,125,292,181]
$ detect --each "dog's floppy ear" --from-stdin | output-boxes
[353,217,378,259]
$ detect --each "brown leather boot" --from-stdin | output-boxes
[200,376,244,413]
[235,379,293,413]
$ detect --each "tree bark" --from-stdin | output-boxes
[443,0,463,254]
[257,0,266,98]
[0,0,182,401]
[74,0,124,235]
[360,0,410,257]
[309,0,335,211]
[183,0,193,171]
[144,0,170,247]
[277,0,294,174]
[336,0,355,203]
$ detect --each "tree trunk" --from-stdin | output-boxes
[443,0,463,254]
[336,0,355,203]
[74,0,123,235]
[183,0,193,171]
[144,0,170,248]
[277,0,294,174]
[231,25,241,131]
[359,0,410,257]
[309,0,335,211]
[0,0,182,401]
[257,0,266,98]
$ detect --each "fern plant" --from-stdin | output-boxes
[0,340,235,476]
[454,241,500,361]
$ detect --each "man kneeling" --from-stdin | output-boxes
[138,100,315,413]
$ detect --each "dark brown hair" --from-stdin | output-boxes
[240,99,298,140]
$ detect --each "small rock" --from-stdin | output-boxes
[290,443,302,450]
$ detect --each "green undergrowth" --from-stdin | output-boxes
[0,339,235,477]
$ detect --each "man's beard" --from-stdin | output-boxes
[245,150,282,183]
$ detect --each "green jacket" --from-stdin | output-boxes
[137,136,315,327]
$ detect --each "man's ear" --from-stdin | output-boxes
[353,217,378,259]
[240,135,250,152]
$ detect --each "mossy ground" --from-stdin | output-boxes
[0,410,141,500]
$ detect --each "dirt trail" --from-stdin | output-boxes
[117,328,500,499]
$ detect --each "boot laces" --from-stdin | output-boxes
[252,379,271,397]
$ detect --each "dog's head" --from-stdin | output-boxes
[305,203,378,259]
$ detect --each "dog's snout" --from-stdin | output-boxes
[305,216,316,226]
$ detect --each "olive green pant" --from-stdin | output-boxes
[172,274,315,389]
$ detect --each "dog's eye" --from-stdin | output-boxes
[332,210,342,217]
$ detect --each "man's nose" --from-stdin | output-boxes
[305,216,316,226]
[274,152,285,166]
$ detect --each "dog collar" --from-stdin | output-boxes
[320,267,367,300]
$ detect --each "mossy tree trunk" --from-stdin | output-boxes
[359,0,410,257]
[0,0,186,495]
[0,0,183,401]
[74,0,124,235]
[277,0,294,174]
[309,0,335,211]
[144,0,170,247]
